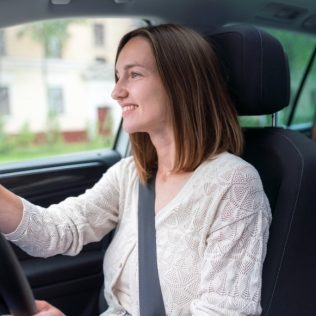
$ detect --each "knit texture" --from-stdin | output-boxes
[5,152,271,316]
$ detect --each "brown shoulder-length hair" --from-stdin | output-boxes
[115,24,243,183]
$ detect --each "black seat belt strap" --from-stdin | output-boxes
[138,176,166,316]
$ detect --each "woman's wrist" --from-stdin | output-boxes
[0,185,23,234]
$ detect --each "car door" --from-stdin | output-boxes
[0,149,122,315]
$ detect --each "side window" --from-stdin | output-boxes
[0,18,144,164]
[289,53,316,128]
[239,28,316,129]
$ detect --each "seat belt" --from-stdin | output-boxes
[138,175,166,316]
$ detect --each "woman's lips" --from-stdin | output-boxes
[122,104,138,112]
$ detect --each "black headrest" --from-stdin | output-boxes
[207,25,290,116]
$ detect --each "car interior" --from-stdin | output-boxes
[0,0,316,315]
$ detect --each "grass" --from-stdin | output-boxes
[0,138,113,164]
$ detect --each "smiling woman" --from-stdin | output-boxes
[0,23,271,316]
[0,0,316,315]
[117,24,244,183]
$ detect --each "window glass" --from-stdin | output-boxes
[0,17,144,163]
[239,27,316,128]
[289,53,316,127]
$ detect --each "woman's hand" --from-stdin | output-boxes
[5,300,65,316]
[32,300,65,316]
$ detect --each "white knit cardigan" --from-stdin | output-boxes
[6,152,271,316]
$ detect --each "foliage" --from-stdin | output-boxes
[0,116,11,153]
[240,27,316,128]
[17,19,76,58]
[45,111,63,145]
[277,31,316,126]
[16,121,35,146]
[0,137,113,163]
[268,29,316,77]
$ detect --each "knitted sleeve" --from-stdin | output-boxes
[4,160,125,257]
[190,164,271,316]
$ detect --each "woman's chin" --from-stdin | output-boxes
[122,123,140,134]
[122,121,153,135]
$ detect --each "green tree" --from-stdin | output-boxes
[17,19,75,97]
[269,29,316,125]
[17,19,75,58]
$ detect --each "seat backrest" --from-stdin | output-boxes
[208,25,316,316]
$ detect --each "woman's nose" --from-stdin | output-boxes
[111,80,128,100]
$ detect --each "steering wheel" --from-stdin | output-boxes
[0,233,36,316]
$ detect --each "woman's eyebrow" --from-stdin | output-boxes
[125,63,147,70]
[115,63,151,75]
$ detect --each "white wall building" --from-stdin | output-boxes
[0,18,141,142]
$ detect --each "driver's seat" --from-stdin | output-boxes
[208,25,316,316]
[99,25,316,315]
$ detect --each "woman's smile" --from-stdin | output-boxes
[121,104,139,116]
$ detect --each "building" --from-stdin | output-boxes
[0,17,141,143]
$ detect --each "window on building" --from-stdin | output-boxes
[0,29,6,55]
[47,86,64,115]
[46,36,62,58]
[93,23,105,47]
[0,86,10,115]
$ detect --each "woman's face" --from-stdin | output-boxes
[112,36,171,135]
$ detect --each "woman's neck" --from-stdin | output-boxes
[149,130,175,177]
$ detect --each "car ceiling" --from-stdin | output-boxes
[0,0,316,35]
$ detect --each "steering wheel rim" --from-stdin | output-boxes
[0,233,36,316]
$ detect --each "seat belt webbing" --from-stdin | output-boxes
[138,176,166,316]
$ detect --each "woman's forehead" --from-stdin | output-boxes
[116,36,156,71]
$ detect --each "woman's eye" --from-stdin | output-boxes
[130,72,141,78]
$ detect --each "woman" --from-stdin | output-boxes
[1,24,271,315]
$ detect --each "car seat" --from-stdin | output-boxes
[208,25,316,316]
